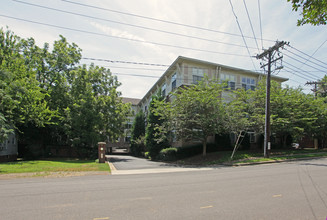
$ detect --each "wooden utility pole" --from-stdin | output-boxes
[306,81,324,99]
[256,41,287,158]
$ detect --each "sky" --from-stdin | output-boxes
[1,0,327,99]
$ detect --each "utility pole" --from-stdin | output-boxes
[306,81,324,99]
[256,41,287,158]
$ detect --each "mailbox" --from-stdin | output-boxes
[98,142,106,163]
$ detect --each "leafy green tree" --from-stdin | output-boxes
[317,75,327,97]
[154,79,225,156]
[145,91,169,159]
[225,88,253,158]
[288,0,327,25]
[0,29,57,143]
[0,28,130,158]
[64,65,130,157]
[130,111,146,156]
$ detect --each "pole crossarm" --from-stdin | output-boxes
[255,40,287,158]
[256,41,288,60]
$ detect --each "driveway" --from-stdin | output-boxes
[107,155,169,170]
[106,155,214,175]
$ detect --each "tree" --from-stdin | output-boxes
[145,91,169,159]
[288,0,327,25]
[0,28,130,158]
[225,88,253,158]
[317,75,327,97]
[154,79,225,156]
[64,65,130,157]
[0,29,57,143]
[130,111,146,156]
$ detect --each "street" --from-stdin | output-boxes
[0,158,327,220]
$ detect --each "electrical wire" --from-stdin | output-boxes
[82,57,169,67]
[258,0,263,49]
[283,60,321,80]
[287,44,327,67]
[243,0,260,52]
[284,48,327,70]
[284,53,327,74]
[283,68,312,82]
[0,14,250,57]
[12,0,257,50]
[61,0,276,43]
[228,0,257,71]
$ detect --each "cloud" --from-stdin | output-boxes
[89,21,163,53]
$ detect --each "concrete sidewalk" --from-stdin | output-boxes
[106,155,215,175]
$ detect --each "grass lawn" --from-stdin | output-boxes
[176,148,327,166]
[0,158,110,174]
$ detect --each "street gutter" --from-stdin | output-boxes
[223,155,327,167]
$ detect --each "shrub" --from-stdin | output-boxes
[175,143,218,159]
[158,147,178,161]
[144,152,151,160]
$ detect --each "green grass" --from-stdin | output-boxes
[207,149,327,165]
[0,158,110,174]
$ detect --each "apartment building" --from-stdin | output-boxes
[107,97,141,153]
[139,56,287,114]
[110,56,288,151]
[0,133,18,162]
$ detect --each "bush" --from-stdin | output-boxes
[144,152,151,160]
[175,143,218,159]
[158,147,178,161]
[95,159,99,163]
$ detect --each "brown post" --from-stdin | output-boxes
[98,142,106,163]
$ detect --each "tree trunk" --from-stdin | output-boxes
[282,135,287,148]
[202,140,207,157]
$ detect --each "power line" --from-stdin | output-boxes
[243,0,260,52]
[283,67,312,81]
[112,72,160,79]
[258,0,263,49]
[61,0,276,43]
[283,60,320,80]
[284,48,327,70]
[12,0,257,50]
[0,14,250,57]
[82,57,170,67]
[287,45,327,67]
[300,38,327,69]
[284,53,327,74]
[229,0,257,71]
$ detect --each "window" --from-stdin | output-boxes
[171,73,177,91]
[193,75,204,85]
[125,123,132,129]
[161,84,166,97]
[242,77,256,91]
[220,73,236,90]
[192,67,205,84]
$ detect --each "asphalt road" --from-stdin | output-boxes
[1,158,327,220]
[108,155,169,170]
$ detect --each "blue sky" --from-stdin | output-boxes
[1,0,327,98]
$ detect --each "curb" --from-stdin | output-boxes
[224,156,327,167]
